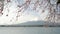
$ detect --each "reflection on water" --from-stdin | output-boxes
[0,27,60,34]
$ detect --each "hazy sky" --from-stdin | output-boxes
[0,0,58,25]
[0,0,50,25]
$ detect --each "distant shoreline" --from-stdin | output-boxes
[0,25,60,27]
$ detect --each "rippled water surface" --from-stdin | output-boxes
[0,27,60,34]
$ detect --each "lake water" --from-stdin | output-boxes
[0,27,60,34]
